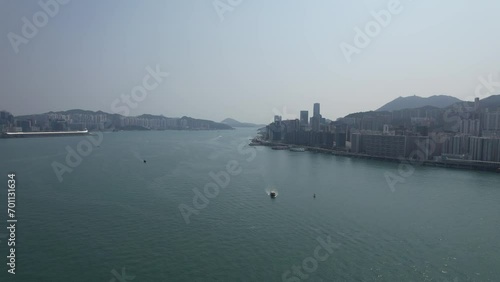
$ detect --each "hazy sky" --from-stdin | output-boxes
[1,0,500,123]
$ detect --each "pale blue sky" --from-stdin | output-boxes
[1,0,500,123]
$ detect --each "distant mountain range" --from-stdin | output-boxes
[375,94,500,113]
[376,95,463,112]
[221,118,265,128]
[14,109,233,130]
[477,94,500,111]
[344,94,500,126]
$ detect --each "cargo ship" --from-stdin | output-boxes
[1,129,90,138]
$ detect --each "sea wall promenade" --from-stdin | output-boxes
[251,139,500,173]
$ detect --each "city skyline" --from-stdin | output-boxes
[2,1,500,124]
[0,92,494,125]
[2,2,500,281]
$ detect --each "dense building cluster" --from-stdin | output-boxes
[0,110,231,132]
[265,99,500,163]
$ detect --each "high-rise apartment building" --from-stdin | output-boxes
[300,111,309,126]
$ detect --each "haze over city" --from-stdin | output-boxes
[3,1,500,281]
[2,0,500,123]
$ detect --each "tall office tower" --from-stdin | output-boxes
[474,97,480,112]
[313,103,320,117]
[300,111,309,126]
[311,117,320,132]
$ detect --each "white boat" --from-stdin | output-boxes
[3,129,90,138]
[290,147,305,152]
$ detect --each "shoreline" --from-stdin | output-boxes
[0,127,235,139]
[1,130,90,138]
[254,140,500,173]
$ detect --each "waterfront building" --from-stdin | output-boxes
[362,134,406,158]
[468,137,500,162]
[483,111,500,137]
[313,103,320,117]
[350,133,406,158]
[350,133,362,153]
[287,119,300,132]
[383,124,390,134]
[267,122,282,141]
[406,136,431,160]
[0,110,13,120]
[459,118,480,136]
[300,111,309,126]
[335,125,347,148]
[311,116,321,132]
[443,135,469,156]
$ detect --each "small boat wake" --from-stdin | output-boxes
[266,188,278,198]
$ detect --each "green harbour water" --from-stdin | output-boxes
[0,128,499,281]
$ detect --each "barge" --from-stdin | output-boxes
[2,129,90,138]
